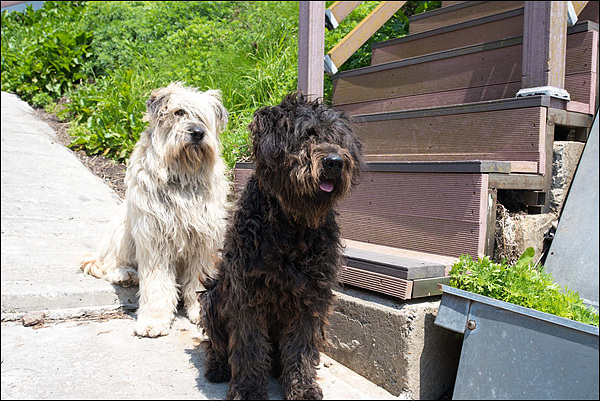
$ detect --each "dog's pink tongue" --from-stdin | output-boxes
[320,180,334,192]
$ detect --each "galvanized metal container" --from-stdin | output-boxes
[435,285,599,400]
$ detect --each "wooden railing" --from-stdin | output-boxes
[324,1,406,75]
[298,1,591,103]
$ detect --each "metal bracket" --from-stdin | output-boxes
[516,86,571,101]
[324,54,338,75]
[325,9,339,30]
[567,1,578,27]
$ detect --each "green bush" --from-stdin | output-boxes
[449,248,599,327]
[1,1,93,106]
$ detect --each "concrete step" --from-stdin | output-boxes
[333,21,598,115]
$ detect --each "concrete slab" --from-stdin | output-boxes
[1,315,397,400]
[1,91,131,317]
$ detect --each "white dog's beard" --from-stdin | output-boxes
[176,143,216,172]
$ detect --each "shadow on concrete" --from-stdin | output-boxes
[111,282,140,311]
[419,312,463,400]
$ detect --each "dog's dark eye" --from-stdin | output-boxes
[174,109,186,117]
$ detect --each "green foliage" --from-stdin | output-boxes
[449,248,599,327]
[2,0,439,165]
[61,68,150,161]
[1,2,93,106]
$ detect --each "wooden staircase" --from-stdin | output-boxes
[242,1,599,301]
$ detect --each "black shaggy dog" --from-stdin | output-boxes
[200,93,364,400]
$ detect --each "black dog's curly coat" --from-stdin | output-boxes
[200,93,364,400]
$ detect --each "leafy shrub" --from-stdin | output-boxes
[449,248,599,327]
[1,1,93,106]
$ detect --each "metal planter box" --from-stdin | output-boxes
[435,285,599,400]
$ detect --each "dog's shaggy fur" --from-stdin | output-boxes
[200,93,364,400]
[80,83,230,338]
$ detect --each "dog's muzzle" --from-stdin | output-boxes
[320,153,344,193]
[190,126,205,143]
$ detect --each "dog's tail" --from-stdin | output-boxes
[78,254,106,279]
[198,276,228,349]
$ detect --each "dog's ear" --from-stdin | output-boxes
[249,105,289,166]
[204,90,229,134]
[146,88,169,122]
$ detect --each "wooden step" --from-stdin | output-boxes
[234,161,507,259]
[347,96,552,172]
[339,239,456,300]
[408,1,523,35]
[340,266,452,300]
[374,2,599,64]
[337,162,497,259]
[333,21,598,115]
[372,8,525,65]
[343,239,449,280]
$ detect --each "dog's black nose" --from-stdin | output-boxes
[190,127,205,141]
[322,154,344,172]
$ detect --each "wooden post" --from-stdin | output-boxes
[298,1,325,101]
[517,1,570,100]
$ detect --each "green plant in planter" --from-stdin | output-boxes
[449,248,599,327]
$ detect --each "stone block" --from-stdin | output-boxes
[327,287,462,399]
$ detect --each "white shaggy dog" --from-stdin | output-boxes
[80,83,230,337]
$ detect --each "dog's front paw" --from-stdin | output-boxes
[227,386,268,401]
[133,319,170,338]
[104,266,139,287]
[284,382,323,400]
[185,304,202,325]
[204,364,231,383]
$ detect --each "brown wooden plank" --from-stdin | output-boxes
[547,109,595,127]
[343,239,457,267]
[520,2,568,94]
[509,161,538,173]
[338,171,488,257]
[334,30,596,108]
[233,166,253,195]
[340,265,413,299]
[298,2,325,100]
[372,10,524,65]
[441,1,467,8]
[335,82,524,115]
[409,1,524,35]
[352,107,546,173]
[485,188,497,256]
[487,173,544,190]
[578,1,599,23]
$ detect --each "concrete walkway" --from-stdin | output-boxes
[0,91,398,399]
